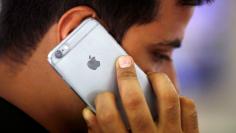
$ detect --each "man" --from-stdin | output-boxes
[0,0,213,132]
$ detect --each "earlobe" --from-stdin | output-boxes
[58,6,96,40]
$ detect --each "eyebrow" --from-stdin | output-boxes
[150,39,182,49]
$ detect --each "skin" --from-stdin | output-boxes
[0,0,198,132]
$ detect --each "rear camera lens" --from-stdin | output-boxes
[55,50,63,59]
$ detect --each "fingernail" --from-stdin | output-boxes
[82,108,94,124]
[118,56,133,68]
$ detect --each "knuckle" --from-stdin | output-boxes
[163,92,179,105]
[95,92,118,125]
[185,110,199,132]
[164,104,179,122]
[123,93,143,110]
[98,111,116,125]
[190,111,199,130]
[162,94,180,122]
[190,110,198,121]
[118,70,137,81]
[181,97,199,132]
[133,116,154,131]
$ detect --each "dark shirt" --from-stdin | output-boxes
[0,97,48,132]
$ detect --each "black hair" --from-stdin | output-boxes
[0,0,213,63]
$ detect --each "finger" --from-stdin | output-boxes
[82,108,102,133]
[95,92,126,133]
[116,56,156,133]
[180,96,199,133]
[148,73,181,132]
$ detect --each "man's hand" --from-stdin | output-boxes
[82,56,199,133]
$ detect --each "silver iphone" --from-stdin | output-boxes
[48,18,156,126]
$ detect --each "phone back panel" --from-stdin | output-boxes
[48,18,156,123]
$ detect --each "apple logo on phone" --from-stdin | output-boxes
[87,56,101,70]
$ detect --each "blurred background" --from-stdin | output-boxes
[174,0,236,132]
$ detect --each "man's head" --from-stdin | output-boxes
[0,0,213,132]
[0,0,212,64]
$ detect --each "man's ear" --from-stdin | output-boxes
[57,6,96,40]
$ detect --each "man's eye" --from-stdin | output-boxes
[152,52,172,63]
